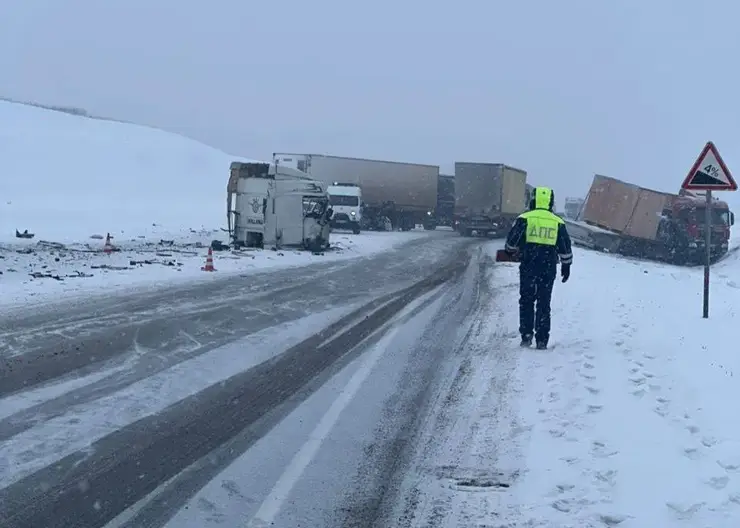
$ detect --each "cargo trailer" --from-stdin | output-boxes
[453,162,528,237]
[273,153,438,231]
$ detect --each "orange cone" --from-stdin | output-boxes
[103,233,113,254]
[201,247,216,271]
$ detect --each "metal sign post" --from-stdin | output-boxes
[703,190,711,318]
[681,141,737,318]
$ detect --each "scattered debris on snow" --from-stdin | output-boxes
[0,228,431,311]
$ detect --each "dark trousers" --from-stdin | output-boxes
[519,269,556,343]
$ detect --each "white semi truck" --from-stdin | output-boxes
[272,153,439,231]
[227,161,333,251]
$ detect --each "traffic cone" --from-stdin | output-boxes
[103,233,113,254]
[201,247,216,271]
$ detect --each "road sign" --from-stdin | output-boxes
[681,141,736,320]
[682,141,737,191]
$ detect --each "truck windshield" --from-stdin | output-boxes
[329,195,359,206]
[681,208,730,226]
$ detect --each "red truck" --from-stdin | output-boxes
[575,174,734,264]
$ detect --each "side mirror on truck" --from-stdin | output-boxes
[731,212,735,226]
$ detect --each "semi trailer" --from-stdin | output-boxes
[273,153,438,231]
[453,162,528,237]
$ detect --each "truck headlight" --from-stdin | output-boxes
[427,211,432,216]
[350,211,356,216]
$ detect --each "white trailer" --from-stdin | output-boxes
[273,153,439,231]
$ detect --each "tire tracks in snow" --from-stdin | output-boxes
[334,245,514,528]
[373,248,524,528]
[0,242,475,528]
[0,234,471,442]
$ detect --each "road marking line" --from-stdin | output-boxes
[246,324,401,527]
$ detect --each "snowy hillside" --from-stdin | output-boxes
[0,100,253,244]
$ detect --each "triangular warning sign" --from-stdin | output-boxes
[682,141,737,191]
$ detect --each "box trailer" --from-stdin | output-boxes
[273,153,438,231]
[454,162,528,237]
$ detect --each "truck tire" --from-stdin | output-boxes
[352,223,361,235]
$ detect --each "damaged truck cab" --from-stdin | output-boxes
[227,161,333,252]
[653,190,734,264]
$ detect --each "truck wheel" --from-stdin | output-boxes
[352,224,361,235]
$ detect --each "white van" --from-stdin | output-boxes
[327,183,362,234]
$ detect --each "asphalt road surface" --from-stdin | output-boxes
[0,230,503,528]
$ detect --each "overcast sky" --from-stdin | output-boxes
[2,0,740,205]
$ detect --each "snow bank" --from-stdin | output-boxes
[481,246,740,526]
[0,100,256,245]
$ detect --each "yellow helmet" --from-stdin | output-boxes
[531,187,555,211]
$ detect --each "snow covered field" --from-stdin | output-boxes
[423,243,740,527]
[0,100,254,245]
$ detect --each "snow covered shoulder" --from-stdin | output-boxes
[0,230,431,310]
[396,244,740,527]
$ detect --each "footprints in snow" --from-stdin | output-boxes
[575,354,603,418]
[626,342,661,399]
[542,346,625,523]
[618,317,740,521]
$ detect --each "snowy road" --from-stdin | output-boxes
[6,236,740,527]
[0,231,463,394]
[0,230,479,527]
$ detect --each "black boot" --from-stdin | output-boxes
[520,334,533,347]
[535,340,548,350]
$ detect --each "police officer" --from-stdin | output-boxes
[504,187,573,349]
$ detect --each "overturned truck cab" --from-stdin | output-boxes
[227,161,333,252]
